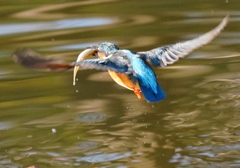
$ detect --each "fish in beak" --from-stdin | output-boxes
[73,48,96,85]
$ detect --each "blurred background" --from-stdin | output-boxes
[0,0,240,167]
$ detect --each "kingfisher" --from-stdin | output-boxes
[12,16,228,102]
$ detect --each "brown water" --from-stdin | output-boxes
[1,0,240,167]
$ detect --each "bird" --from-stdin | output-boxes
[12,15,228,102]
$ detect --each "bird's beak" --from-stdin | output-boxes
[86,46,98,56]
[73,48,96,85]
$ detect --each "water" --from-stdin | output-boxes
[0,0,240,167]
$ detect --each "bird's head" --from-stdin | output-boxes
[87,42,119,58]
[88,42,119,57]
[97,42,119,54]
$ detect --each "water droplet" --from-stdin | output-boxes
[52,128,57,133]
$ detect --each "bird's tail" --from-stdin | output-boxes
[139,82,166,102]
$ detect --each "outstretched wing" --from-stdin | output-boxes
[12,48,74,71]
[74,53,131,74]
[13,48,132,74]
[138,15,228,67]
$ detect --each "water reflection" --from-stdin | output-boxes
[161,56,240,167]
[11,0,117,19]
[75,112,106,123]
[161,65,214,78]
[0,18,116,36]
[74,152,132,163]
[1,0,240,167]
[76,141,100,150]
[51,42,103,50]
[0,122,12,130]
[170,143,240,167]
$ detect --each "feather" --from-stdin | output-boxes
[138,15,228,67]
[124,50,166,102]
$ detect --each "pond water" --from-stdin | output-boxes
[0,0,240,167]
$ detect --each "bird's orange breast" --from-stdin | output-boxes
[98,52,142,99]
[107,70,137,90]
[108,70,142,99]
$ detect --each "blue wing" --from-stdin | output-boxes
[74,56,130,73]
[127,52,166,102]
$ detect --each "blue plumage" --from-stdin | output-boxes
[123,50,166,102]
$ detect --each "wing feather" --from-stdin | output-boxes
[138,15,228,67]
[74,54,131,74]
[12,48,73,71]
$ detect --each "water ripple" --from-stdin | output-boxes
[0,18,116,36]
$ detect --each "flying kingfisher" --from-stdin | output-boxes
[12,16,228,102]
